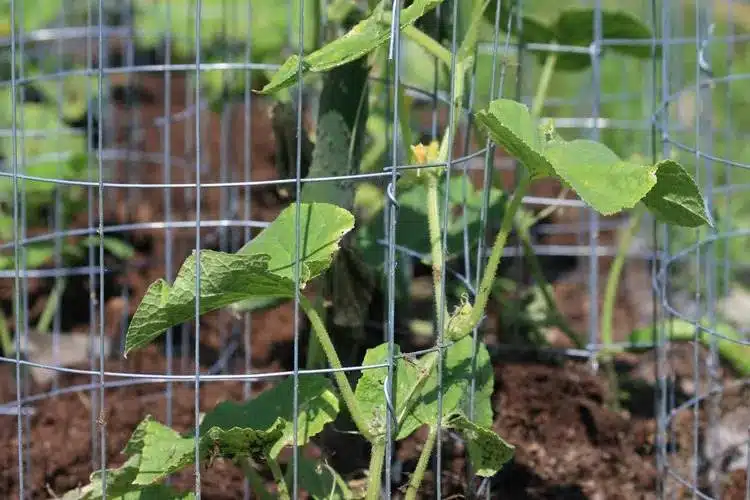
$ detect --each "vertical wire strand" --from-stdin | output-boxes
[163,0,175,432]
[691,2,703,494]
[96,0,108,494]
[292,0,307,496]
[9,0,25,494]
[470,2,514,496]
[384,1,403,497]
[193,0,203,495]
[242,3,254,500]
[434,3,461,497]
[587,0,603,373]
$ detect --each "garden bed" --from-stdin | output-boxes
[0,70,743,500]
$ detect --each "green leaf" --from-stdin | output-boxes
[259,0,442,94]
[293,455,353,500]
[199,374,339,459]
[415,336,495,428]
[473,99,553,178]
[475,98,707,218]
[445,414,514,477]
[354,343,423,440]
[552,8,660,71]
[61,418,197,499]
[237,203,355,281]
[354,336,495,441]
[130,414,283,487]
[544,139,658,216]
[642,159,712,228]
[124,203,354,355]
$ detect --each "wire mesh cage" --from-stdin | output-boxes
[0,0,747,499]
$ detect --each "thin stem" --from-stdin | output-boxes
[601,204,645,352]
[463,175,532,334]
[267,457,290,500]
[599,204,645,410]
[35,276,67,334]
[365,441,386,500]
[298,294,373,442]
[426,173,450,326]
[530,50,558,120]
[305,293,326,370]
[238,459,274,500]
[423,60,466,332]
[404,425,437,500]
[401,25,453,69]
[515,222,584,348]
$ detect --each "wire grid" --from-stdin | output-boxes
[0,0,743,498]
[654,1,750,499]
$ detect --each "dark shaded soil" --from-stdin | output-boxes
[0,67,740,500]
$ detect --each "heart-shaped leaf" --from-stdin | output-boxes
[475,98,709,221]
[125,203,354,355]
[642,159,712,227]
[473,98,553,178]
[544,139,658,216]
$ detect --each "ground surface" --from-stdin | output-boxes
[0,69,744,499]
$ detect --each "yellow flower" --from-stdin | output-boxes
[410,140,440,165]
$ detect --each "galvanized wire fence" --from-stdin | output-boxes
[0,0,747,498]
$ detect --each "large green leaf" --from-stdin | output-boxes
[444,414,514,477]
[259,0,442,94]
[544,139,658,216]
[414,336,495,429]
[642,159,713,227]
[354,343,423,441]
[354,336,494,441]
[473,99,553,178]
[199,375,339,459]
[125,203,354,355]
[475,98,709,220]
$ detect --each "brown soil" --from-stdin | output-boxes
[0,66,739,500]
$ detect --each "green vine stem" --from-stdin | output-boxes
[401,25,453,69]
[35,276,67,334]
[238,459,274,500]
[459,175,533,334]
[530,49,558,120]
[515,221,584,348]
[305,294,326,370]
[404,425,437,500]
[267,456,291,500]
[298,295,373,442]
[426,172,451,327]
[599,204,645,408]
[365,441,386,500]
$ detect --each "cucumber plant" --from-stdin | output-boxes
[63,0,710,498]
